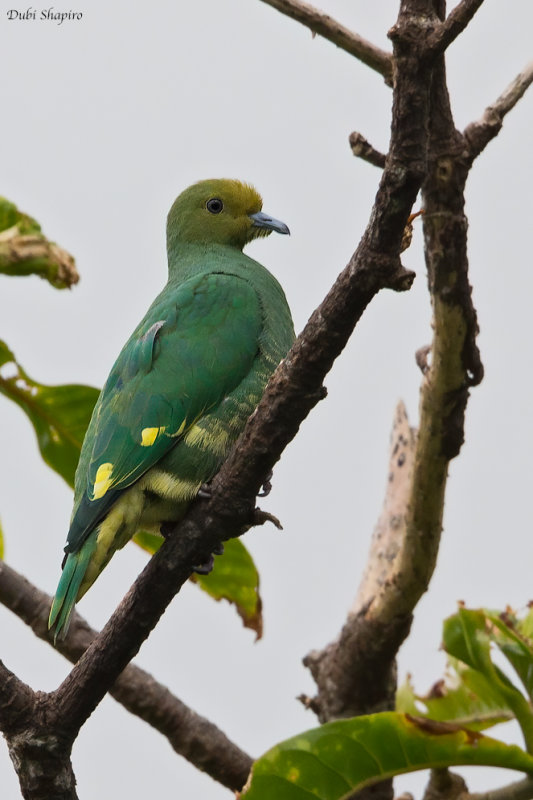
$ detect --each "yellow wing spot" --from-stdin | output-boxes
[141,426,167,446]
[92,462,114,500]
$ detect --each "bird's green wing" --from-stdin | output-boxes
[66,271,262,552]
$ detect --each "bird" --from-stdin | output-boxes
[49,178,295,639]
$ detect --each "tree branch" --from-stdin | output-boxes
[468,778,533,800]
[301,0,442,738]
[351,402,416,618]
[304,401,416,724]
[464,60,533,160]
[0,560,252,791]
[258,0,393,81]
[0,657,77,800]
[426,0,487,56]
[0,659,35,737]
[349,131,387,168]
[423,768,468,800]
[302,12,489,800]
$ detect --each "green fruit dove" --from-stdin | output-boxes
[49,179,295,639]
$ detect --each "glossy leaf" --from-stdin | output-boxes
[134,532,263,637]
[443,608,533,751]
[0,340,99,487]
[242,712,533,800]
[516,608,533,642]
[484,610,533,702]
[0,197,78,288]
[396,660,513,731]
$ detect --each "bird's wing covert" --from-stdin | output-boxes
[66,272,262,551]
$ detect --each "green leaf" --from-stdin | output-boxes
[396,662,513,731]
[0,197,78,288]
[194,538,262,637]
[443,608,533,752]
[132,530,164,556]
[242,712,533,800]
[0,197,41,235]
[0,339,99,487]
[484,610,533,703]
[516,608,533,642]
[133,532,263,637]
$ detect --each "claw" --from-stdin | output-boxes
[193,554,215,575]
[198,483,212,499]
[258,470,273,497]
[193,542,224,574]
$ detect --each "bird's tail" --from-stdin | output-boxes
[48,531,97,641]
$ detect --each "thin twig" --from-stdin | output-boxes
[427,0,487,56]
[0,561,252,791]
[349,131,387,168]
[258,0,393,81]
[464,61,533,160]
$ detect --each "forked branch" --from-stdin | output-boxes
[0,561,252,791]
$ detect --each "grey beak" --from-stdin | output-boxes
[250,211,290,235]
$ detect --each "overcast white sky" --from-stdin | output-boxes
[1,1,533,797]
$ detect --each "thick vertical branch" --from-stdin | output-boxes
[304,0,439,724]
[303,42,530,797]
[370,51,483,629]
[302,10,491,800]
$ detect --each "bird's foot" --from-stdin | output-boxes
[200,473,272,499]
[193,542,224,574]
[193,555,215,575]
[258,471,273,497]
[160,520,174,538]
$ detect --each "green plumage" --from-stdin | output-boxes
[49,179,294,639]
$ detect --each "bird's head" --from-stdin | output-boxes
[167,179,289,251]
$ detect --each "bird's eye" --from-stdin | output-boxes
[206,198,224,214]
